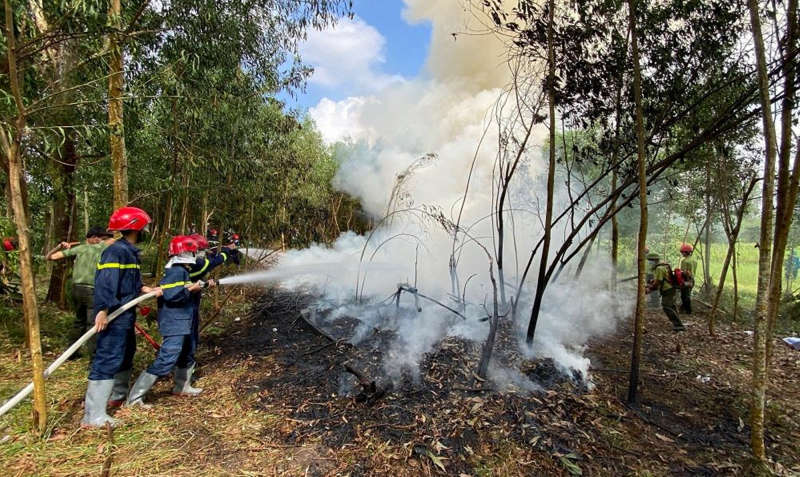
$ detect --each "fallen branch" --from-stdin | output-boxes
[590,368,668,377]
[344,362,386,406]
[199,287,239,333]
[299,309,338,343]
[451,386,496,393]
[398,285,467,320]
[301,341,337,356]
[100,422,115,477]
[695,299,728,315]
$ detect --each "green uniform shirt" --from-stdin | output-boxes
[61,242,109,286]
[680,256,697,276]
[653,263,673,291]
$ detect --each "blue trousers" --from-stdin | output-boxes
[189,307,200,364]
[88,315,136,381]
[146,334,195,376]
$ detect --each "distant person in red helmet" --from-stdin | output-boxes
[127,236,206,406]
[2,237,16,252]
[81,206,161,427]
[678,243,697,314]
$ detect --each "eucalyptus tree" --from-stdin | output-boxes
[0,0,114,434]
[746,0,798,463]
[106,0,353,208]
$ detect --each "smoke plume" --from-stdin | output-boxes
[253,2,634,384]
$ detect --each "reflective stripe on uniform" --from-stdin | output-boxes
[161,281,191,289]
[97,263,141,270]
[189,259,210,278]
[220,253,227,261]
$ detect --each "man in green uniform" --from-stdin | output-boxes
[47,226,115,360]
[678,243,697,314]
[645,252,686,331]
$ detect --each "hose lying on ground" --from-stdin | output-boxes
[0,291,160,418]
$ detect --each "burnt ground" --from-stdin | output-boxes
[197,289,800,476]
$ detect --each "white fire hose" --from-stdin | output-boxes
[0,291,161,417]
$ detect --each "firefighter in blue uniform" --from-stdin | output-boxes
[81,207,160,427]
[127,236,205,406]
[186,233,238,372]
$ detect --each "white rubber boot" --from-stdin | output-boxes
[81,380,117,428]
[126,371,159,407]
[172,367,203,396]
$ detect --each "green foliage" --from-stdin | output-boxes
[0,0,359,260]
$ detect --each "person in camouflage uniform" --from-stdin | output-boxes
[645,246,659,309]
[678,243,697,314]
[645,252,686,331]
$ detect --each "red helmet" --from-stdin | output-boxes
[188,234,209,250]
[680,243,694,253]
[232,233,240,241]
[168,236,199,256]
[2,239,14,252]
[108,207,152,232]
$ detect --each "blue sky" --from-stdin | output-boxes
[289,0,431,110]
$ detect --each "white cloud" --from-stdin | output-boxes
[300,17,405,93]
[308,96,376,144]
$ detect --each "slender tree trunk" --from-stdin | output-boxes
[732,248,739,322]
[765,0,798,365]
[526,0,556,345]
[180,168,190,233]
[766,140,800,364]
[574,233,598,280]
[611,170,619,290]
[83,189,89,233]
[627,0,648,405]
[747,0,778,462]
[109,0,127,209]
[45,136,78,307]
[155,105,181,278]
[476,255,499,381]
[1,0,47,434]
[609,26,629,292]
[708,241,733,335]
[703,160,713,296]
[710,178,757,334]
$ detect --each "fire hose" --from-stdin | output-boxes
[0,290,163,417]
[134,322,161,351]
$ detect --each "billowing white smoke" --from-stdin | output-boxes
[252,1,634,383]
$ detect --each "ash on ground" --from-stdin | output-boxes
[301,295,590,396]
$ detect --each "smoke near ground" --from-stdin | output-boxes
[235,2,635,385]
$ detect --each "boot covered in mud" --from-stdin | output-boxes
[172,367,203,396]
[127,371,159,407]
[107,368,133,407]
[81,380,117,428]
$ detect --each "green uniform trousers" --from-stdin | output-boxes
[660,287,684,328]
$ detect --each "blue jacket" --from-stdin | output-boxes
[157,266,193,336]
[188,247,237,311]
[93,239,143,327]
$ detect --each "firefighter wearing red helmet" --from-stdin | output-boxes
[127,236,206,406]
[81,207,161,427]
[678,243,697,314]
[185,232,239,382]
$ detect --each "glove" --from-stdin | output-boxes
[229,248,240,266]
